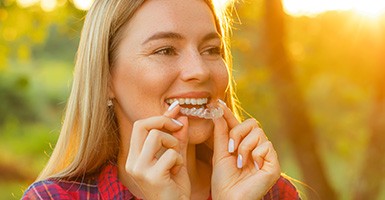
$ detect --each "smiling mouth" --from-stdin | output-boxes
[166,98,209,108]
[165,98,223,119]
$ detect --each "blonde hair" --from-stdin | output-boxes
[37,0,241,181]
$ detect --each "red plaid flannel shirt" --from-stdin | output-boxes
[23,164,300,199]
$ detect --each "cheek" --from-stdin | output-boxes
[215,64,230,96]
[113,60,173,95]
[111,64,176,121]
[133,66,179,103]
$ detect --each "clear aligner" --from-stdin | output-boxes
[179,102,224,119]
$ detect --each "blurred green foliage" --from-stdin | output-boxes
[0,1,83,199]
[231,2,384,199]
[0,0,384,199]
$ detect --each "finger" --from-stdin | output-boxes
[228,118,261,153]
[252,141,280,173]
[236,127,267,168]
[171,116,189,162]
[130,116,183,158]
[217,99,240,129]
[164,100,182,118]
[139,129,180,164]
[154,149,183,175]
[211,99,240,160]
[212,116,229,162]
[236,142,281,198]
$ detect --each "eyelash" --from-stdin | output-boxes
[202,46,222,56]
[152,46,223,56]
[153,46,177,56]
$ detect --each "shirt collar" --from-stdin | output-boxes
[98,163,135,200]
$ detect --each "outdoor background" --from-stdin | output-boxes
[1,0,384,199]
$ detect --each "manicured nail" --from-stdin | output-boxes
[168,100,179,111]
[254,161,260,171]
[218,99,226,106]
[237,154,243,169]
[228,138,234,153]
[171,118,183,126]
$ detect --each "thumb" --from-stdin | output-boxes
[212,117,229,162]
[172,116,189,162]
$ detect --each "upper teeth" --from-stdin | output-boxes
[166,98,208,105]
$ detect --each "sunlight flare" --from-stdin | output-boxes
[213,0,230,12]
[17,0,39,8]
[41,0,57,12]
[283,0,385,18]
[352,1,385,18]
[73,0,94,10]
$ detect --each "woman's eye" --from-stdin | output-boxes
[153,47,177,56]
[202,46,222,56]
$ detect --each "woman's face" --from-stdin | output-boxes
[110,0,228,144]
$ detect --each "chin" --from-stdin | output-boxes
[187,119,214,144]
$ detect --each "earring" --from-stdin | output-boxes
[107,99,113,107]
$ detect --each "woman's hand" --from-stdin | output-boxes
[211,102,281,200]
[122,103,191,200]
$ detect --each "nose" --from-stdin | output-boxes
[179,50,210,83]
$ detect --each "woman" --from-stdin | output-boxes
[23,0,300,199]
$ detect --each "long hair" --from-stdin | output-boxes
[37,0,240,181]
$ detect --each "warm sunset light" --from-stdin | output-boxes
[352,1,385,18]
[17,0,56,11]
[283,0,385,18]
[16,0,39,8]
[213,0,230,11]
[73,0,94,10]
[15,0,230,13]
[40,0,57,12]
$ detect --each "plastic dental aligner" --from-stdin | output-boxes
[179,102,224,119]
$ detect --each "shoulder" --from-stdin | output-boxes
[22,180,72,200]
[264,175,301,200]
[22,178,99,200]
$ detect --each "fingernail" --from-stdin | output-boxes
[168,100,179,111]
[171,118,183,126]
[228,138,234,153]
[218,99,226,106]
[237,154,243,169]
[254,161,260,171]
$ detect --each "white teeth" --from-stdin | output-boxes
[165,98,223,119]
[191,99,197,105]
[166,98,208,106]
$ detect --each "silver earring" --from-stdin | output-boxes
[107,99,113,107]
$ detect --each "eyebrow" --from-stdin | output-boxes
[142,31,221,45]
[201,32,221,43]
[142,32,183,45]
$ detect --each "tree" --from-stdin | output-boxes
[354,19,385,200]
[261,0,337,199]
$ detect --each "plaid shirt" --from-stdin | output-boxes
[23,164,300,200]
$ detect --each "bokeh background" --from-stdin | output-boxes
[1,0,384,199]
